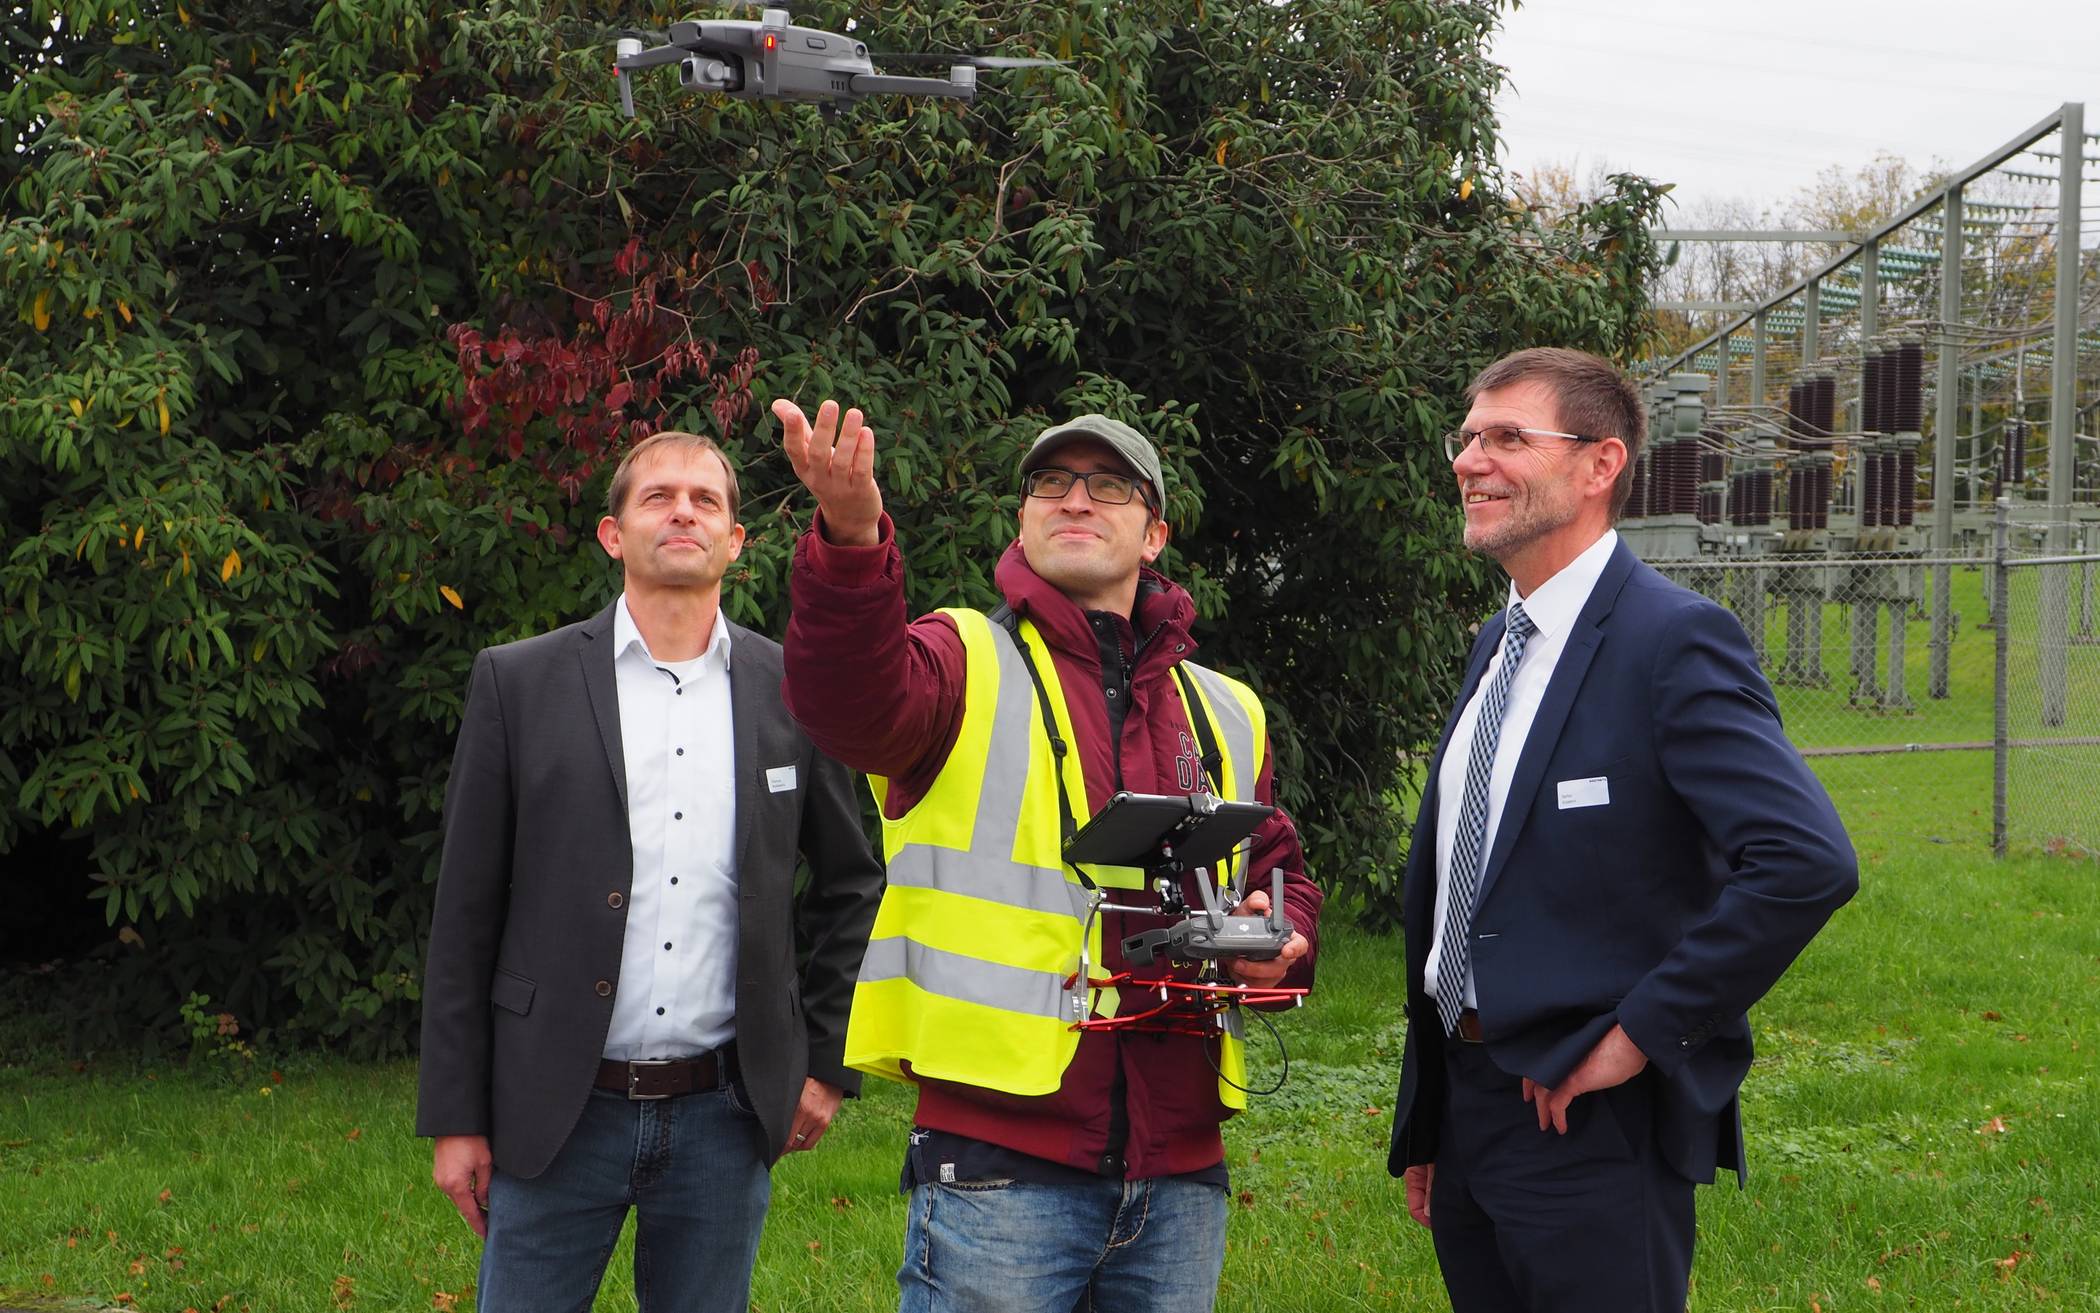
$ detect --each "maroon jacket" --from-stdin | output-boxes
[784,514,1321,1177]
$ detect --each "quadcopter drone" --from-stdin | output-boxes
[614,8,1064,117]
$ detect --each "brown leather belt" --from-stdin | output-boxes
[594,1048,731,1100]
[1454,1009,1486,1044]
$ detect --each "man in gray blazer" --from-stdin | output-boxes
[415,430,885,1313]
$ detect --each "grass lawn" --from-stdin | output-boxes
[3,755,2095,1311]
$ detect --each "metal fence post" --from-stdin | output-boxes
[1930,186,1962,697]
[1993,497,2010,856]
[2041,101,2082,726]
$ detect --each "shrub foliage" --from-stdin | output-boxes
[2,0,1663,1050]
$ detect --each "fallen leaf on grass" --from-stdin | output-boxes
[1865,1276,1882,1291]
[828,1195,853,1212]
[1978,1116,2010,1135]
[158,1189,173,1204]
[130,1258,147,1275]
[345,1127,362,1142]
[431,1294,458,1313]
[1997,1250,2028,1280]
[1981,1010,2002,1021]
[334,1274,355,1308]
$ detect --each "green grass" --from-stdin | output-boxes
[4,764,2096,1311]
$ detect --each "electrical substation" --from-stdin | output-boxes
[1632,104,2098,853]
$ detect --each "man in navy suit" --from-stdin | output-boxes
[1386,348,1857,1311]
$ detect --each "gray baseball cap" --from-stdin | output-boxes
[1020,414,1166,510]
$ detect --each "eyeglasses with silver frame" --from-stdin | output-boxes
[1443,425,1605,462]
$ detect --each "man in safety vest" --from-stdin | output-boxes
[774,398,1322,1313]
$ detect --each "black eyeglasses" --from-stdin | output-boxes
[1023,467,1150,507]
[1444,426,1605,461]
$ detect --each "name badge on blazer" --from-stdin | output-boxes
[766,764,799,794]
[1556,776,1610,810]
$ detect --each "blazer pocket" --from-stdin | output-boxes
[489,966,536,1016]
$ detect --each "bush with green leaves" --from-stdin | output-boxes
[2,0,1663,1051]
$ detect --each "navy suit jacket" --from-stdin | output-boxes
[1387,540,1857,1185]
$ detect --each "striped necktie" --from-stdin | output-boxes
[1434,600,1537,1038]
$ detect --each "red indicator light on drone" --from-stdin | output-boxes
[763,33,777,50]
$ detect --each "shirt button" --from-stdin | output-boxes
[664,942,673,951]
[607,892,624,908]
[656,1007,666,1016]
[676,747,684,756]
[1106,688,1118,698]
[595,980,612,997]
[674,811,683,820]
[670,877,680,885]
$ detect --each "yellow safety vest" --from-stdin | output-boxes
[845,607,1270,1109]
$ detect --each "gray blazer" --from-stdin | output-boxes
[415,602,885,1177]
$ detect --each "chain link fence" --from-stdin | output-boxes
[1639,504,2099,858]
[1996,504,2100,856]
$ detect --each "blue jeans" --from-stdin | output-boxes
[478,1085,772,1313]
[897,1175,1228,1313]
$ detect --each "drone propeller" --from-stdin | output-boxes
[877,52,1067,70]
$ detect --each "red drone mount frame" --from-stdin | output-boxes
[1067,969,1307,1037]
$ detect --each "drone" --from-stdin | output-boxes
[613,8,1064,117]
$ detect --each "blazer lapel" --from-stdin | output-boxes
[579,603,628,813]
[726,619,759,881]
[1471,542,1637,914]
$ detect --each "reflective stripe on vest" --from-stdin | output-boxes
[847,608,1271,1109]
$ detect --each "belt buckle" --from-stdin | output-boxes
[625,1058,677,1101]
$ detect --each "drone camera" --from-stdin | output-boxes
[680,54,745,93]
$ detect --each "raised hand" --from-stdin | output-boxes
[775,398,882,546]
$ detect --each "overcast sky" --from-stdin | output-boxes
[1489,0,2100,221]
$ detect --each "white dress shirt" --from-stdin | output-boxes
[603,595,741,1060]
[1426,530,1619,1013]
